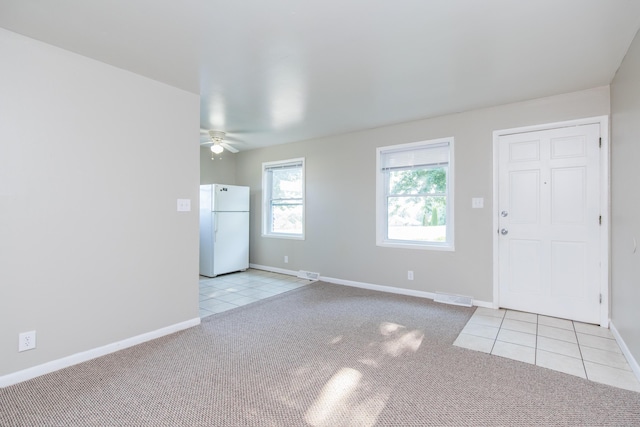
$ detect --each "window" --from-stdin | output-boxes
[376,138,454,250]
[262,158,305,239]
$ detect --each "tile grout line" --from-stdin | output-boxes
[456,310,639,391]
[489,310,507,355]
[199,269,312,318]
[572,320,589,380]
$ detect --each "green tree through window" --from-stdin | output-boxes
[387,167,447,241]
[377,138,453,249]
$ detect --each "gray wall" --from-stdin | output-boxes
[611,29,640,363]
[0,29,200,377]
[236,87,610,303]
[200,147,237,185]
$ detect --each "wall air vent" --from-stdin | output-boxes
[297,270,320,281]
[433,292,473,307]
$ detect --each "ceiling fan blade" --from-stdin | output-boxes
[200,128,244,151]
[223,135,247,145]
[220,142,239,153]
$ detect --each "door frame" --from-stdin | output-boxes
[492,116,610,326]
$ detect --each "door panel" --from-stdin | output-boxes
[551,135,586,159]
[551,167,586,224]
[508,239,542,293]
[509,140,540,162]
[550,241,586,298]
[510,170,540,224]
[498,124,601,323]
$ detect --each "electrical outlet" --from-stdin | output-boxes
[176,198,191,212]
[408,270,414,280]
[18,330,36,352]
[284,255,289,263]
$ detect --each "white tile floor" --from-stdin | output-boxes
[199,269,312,318]
[454,307,640,393]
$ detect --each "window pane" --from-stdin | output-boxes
[388,167,447,195]
[377,138,453,249]
[272,168,302,199]
[387,196,446,242]
[271,204,303,234]
[263,158,305,239]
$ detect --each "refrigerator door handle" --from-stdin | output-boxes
[213,212,217,242]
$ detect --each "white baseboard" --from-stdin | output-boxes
[470,299,495,309]
[320,275,493,308]
[249,263,299,277]
[250,264,492,306]
[250,264,491,308]
[609,320,640,383]
[0,317,201,388]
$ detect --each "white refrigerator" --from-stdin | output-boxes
[199,184,250,277]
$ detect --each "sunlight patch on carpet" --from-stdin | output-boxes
[305,367,362,426]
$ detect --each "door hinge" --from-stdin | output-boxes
[599,294,602,304]
[599,215,602,225]
[599,137,602,148]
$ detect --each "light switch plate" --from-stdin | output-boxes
[177,199,191,212]
[472,197,484,209]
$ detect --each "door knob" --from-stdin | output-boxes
[501,228,509,235]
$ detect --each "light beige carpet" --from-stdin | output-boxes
[1,282,639,426]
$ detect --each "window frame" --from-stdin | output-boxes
[376,138,455,251]
[262,157,306,240]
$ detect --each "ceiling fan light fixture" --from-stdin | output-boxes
[211,144,224,154]
[208,130,226,142]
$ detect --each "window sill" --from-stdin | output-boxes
[262,233,305,241]
[377,240,454,251]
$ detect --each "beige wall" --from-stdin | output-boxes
[236,87,610,302]
[200,147,237,185]
[611,29,640,363]
[0,29,200,377]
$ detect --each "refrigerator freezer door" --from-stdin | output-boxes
[213,184,250,212]
[213,212,250,275]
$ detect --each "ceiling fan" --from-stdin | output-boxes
[200,129,239,154]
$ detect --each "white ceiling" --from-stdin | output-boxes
[1,1,640,150]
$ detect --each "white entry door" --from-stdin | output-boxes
[498,124,601,324]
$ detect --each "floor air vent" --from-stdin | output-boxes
[297,270,320,281]
[433,292,473,307]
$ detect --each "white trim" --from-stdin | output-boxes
[610,321,640,383]
[376,241,455,252]
[492,116,610,325]
[599,117,610,328]
[261,157,306,240]
[0,317,201,388]
[320,275,493,308]
[249,263,298,277]
[468,299,494,309]
[250,264,492,307]
[375,137,455,251]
